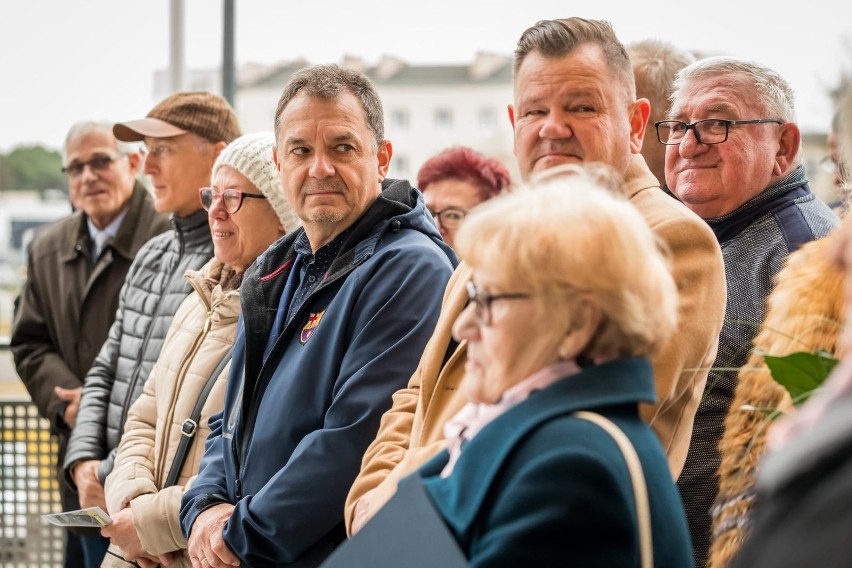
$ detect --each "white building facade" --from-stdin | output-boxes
[226,53,518,184]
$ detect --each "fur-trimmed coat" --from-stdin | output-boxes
[709,231,845,568]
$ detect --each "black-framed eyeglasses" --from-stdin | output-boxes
[655,119,783,146]
[428,207,468,231]
[199,187,267,214]
[464,280,530,326]
[61,154,124,177]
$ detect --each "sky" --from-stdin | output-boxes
[1,0,851,153]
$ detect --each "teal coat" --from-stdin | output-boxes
[418,358,692,567]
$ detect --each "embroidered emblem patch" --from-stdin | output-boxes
[300,310,326,345]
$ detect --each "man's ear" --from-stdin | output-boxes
[507,104,516,129]
[629,98,651,155]
[272,147,281,172]
[211,140,228,158]
[126,152,142,175]
[377,140,393,182]
[774,122,801,177]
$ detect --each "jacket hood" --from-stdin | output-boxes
[252,178,457,278]
[361,178,456,264]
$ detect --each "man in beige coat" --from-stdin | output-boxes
[346,17,727,534]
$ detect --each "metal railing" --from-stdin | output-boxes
[0,343,65,568]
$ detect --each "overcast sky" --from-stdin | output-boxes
[1,0,850,152]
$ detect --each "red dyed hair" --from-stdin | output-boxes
[416,147,511,202]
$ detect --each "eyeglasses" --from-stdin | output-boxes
[655,119,783,146]
[821,155,839,175]
[464,280,530,326]
[61,154,124,177]
[143,142,208,159]
[199,187,267,214]
[428,207,468,231]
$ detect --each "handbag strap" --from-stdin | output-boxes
[163,351,233,488]
[574,411,653,568]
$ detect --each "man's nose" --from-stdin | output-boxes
[309,151,335,179]
[678,128,709,158]
[79,162,99,182]
[538,110,573,139]
[143,152,158,174]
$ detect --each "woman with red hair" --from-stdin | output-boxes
[417,147,510,248]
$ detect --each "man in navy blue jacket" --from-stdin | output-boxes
[179,64,456,567]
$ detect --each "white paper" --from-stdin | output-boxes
[41,506,112,528]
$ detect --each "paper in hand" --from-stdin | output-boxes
[42,506,112,528]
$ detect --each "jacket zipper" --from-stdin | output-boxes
[118,235,186,439]
[233,264,359,499]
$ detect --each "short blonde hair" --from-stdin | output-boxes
[455,177,678,360]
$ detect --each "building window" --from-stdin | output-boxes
[391,109,409,130]
[434,108,453,129]
[394,155,409,178]
[478,108,497,131]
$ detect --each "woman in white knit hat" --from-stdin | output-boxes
[100,133,299,568]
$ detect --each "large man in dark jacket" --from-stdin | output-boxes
[11,120,170,568]
[62,93,240,567]
[180,65,456,567]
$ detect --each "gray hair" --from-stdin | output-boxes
[513,18,635,100]
[627,39,695,124]
[672,56,797,123]
[273,64,384,149]
[63,120,141,162]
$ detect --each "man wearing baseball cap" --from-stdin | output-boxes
[63,92,240,568]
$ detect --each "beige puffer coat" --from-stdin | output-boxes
[104,259,240,566]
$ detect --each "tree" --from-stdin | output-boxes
[0,145,66,193]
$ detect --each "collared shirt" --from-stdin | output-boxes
[440,359,581,478]
[87,207,129,261]
[288,227,353,325]
[263,227,354,362]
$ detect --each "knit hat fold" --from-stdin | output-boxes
[211,132,300,232]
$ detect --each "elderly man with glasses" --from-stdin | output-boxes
[12,121,170,568]
[660,56,839,567]
[61,92,240,568]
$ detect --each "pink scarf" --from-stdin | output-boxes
[440,360,581,478]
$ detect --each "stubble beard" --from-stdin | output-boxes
[308,209,346,224]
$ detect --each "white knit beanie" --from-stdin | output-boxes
[211,132,301,232]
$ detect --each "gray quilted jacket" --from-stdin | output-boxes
[64,209,213,486]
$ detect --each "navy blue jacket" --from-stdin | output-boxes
[180,180,456,566]
[419,358,693,567]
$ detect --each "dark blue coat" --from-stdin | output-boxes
[180,180,456,566]
[419,358,693,567]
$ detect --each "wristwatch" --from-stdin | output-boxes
[194,493,230,514]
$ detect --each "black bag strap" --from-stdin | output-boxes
[163,351,233,488]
